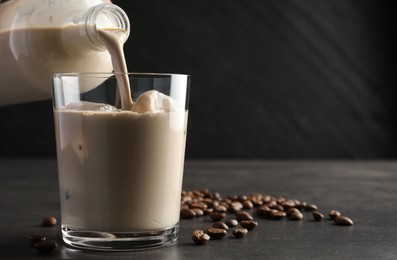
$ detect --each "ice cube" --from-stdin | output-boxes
[64,101,118,112]
[131,90,179,113]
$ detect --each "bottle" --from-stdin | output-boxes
[0,0,130,106]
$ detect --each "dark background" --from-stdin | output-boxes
[0,0,396,158]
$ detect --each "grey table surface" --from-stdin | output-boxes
[0,158,396,260]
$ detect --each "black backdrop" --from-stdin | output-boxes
[0,0,396,158]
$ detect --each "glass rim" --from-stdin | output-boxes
[53,72,190,78]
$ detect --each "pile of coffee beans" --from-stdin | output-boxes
[180,189,353,245]
[27,216,58,253]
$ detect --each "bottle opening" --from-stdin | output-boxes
[83,4,130,50]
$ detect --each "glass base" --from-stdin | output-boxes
[61,224,178,251]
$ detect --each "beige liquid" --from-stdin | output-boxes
[0,27,113,105]
[55,29,188,231]
[55,109,187,231]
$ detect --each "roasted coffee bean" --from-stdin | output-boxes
[213,205,228,213]
[181,195,193,204]
[209,212,226,221]
[204,208,214,215]
[201,198,214,205]
[228,201,243,213]
[239,220,258,230]
[225,219,239,227]
[262,195,272,203]
[41,216,57,227]
[304,204,318,211]
[270,210,286,220]
[190,202,208,211]
[208,200,220,208]
[249,193,264,206]
[266,200,277,208]
[27,235,46,245]
[289,211,303,221]
[228,195,239,201]
[286,207,300,217]
[242,200,254,209]
[334,216,353,226]
[180,208,196,219]
[292,199,301,206]
[236,195,248,202]
[180,204,189,209]
[257,206,272,217]
[295,202,306,210]
[192,230,210,245]
[34,241,57,253]
[281,200,296,209]
[193,190,205,197]
[192,208,204,217]
[328,210,341,220]
[233,228,248,238]
[269,204,284,211]
[221,198,232,205]
[212,222,229,231]
[206,227,227,239]
[274,196,286,204]
[235,210,253,221]
[313,211,324,221]
[207,191,221,200]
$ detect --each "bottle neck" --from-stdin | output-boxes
[81,3,130,51]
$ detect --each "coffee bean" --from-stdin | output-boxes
[225,219,239,227]
[206,227,227,239]
[41,216,57,227]
[212,222,229,231]
[328,210,341,220]
[249,193,264,206]
[334,216,353,226]
[304,204,318,211]
[257,206,272,218]
[209,212,226,221]
[240,220,258,230]
[201,198,214,205]
[34,241,57,253]
[296,201,307,210]
[180,208,196,219]
[181,195,193,203]
[190,202,208,211]
[207,191,221,200]
[228,201,243,213]
[213,205,228,213]
[281,200,296,209]
[312,211,324,221]
[236,195,248,202]
[242,200,254,209]
[233,228,248,238]
[286,207,300,217]
[270,210,286,220]
[274,196,286,204]
[204,208,214,215]
[27,235,46,245]
[221,198,232,205]
[192,208,204,217]
[269,205,284,211]
[266,200,277,208]
[289,211,303,221]
[235,210,253,221]
[262,195,272,203]
[192,230,210,245]
[193,190,205,197]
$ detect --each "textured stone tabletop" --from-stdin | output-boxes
[0,159,396,259]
